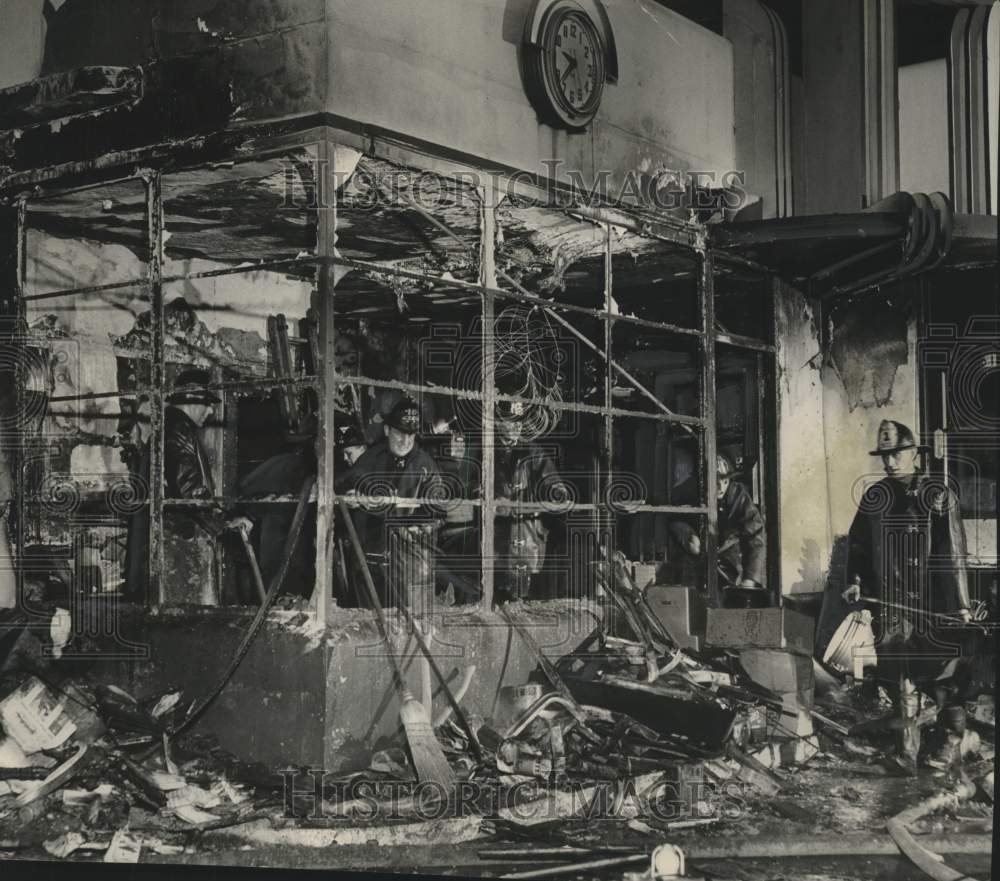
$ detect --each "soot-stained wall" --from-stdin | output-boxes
[776,282,921,600]
[0,0,735,202]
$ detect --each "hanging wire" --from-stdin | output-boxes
[493,304,568,441]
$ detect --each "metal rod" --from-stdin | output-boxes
[152,495,711,515]
[701,251,720,606]
[313,138,338,625]
[22,256,321,303]
[23,278,151,303]
[479,182,497,609]
[860,597,976,626]
[37,368,702,431]
[334,373,704,427]
[443,212,693,429]
[147,172,165,606]
[501,853,646,879]
[714,331,776,354]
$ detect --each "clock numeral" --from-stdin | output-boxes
[584,46,590,58]
[555,34,562,47]
[570,24,577,37]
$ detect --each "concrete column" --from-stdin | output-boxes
[863,0,900,204]
[723,0,793,218]
[801,0,866,214]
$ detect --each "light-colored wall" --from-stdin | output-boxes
[776,284,832,595]
[723,0,789,218]
[821,302,919,546]
[325,0,735,191]
[774,284,922,598]
[0,0,45,88]
[899,60,949,195]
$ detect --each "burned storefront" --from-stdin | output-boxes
[2,134,785,758]
[0,0,995,876]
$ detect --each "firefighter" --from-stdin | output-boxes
[124,370,251,604]
[493,401,570,601]
[843,420,973,773]
[336,396,443,609]
[715,453,767,607]
[667,453,766,605]
[434,427,482,604]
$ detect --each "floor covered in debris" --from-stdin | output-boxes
[1,616,993,880]
[2,734,992,880]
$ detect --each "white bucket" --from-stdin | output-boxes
[822,610,877,679]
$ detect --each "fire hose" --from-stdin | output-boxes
[861,598,990,632]
[171,475,317,736]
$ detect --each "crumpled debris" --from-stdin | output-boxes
[0,674,279,860]
[43,831,86,859]
[103,828,142,863]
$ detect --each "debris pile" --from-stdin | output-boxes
[0,674,263,862]
[0,563,993,878]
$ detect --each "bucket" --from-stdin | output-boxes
[822,609,877,679]
[496,683,546,730]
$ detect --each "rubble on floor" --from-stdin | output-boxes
[0,588,994,877]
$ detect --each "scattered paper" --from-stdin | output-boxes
[0,678,77,752]
[104,829,143,864]
[150,693,182,719]
[150,771,187,792]
[172,804,220,826]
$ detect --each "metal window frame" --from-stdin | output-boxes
[8,128,784,616]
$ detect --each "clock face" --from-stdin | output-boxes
[550,12,602,115]
[523,1,606,130]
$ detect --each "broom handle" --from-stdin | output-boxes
[386,570,486,761]
[339,500,483,758]
[237,531,268,604]
[338,498,407,695]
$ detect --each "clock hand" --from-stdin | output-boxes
[560,52,578,86]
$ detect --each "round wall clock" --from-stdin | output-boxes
[523,0,608,130]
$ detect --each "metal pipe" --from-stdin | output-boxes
[501,853,647,879]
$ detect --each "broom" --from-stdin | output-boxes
[338,498,455,788]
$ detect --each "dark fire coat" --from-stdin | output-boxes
[718,480,766,586]
[846,473,971,682]
[124,407,227,603]
[494,442,569,591]
[335,440,443,607]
